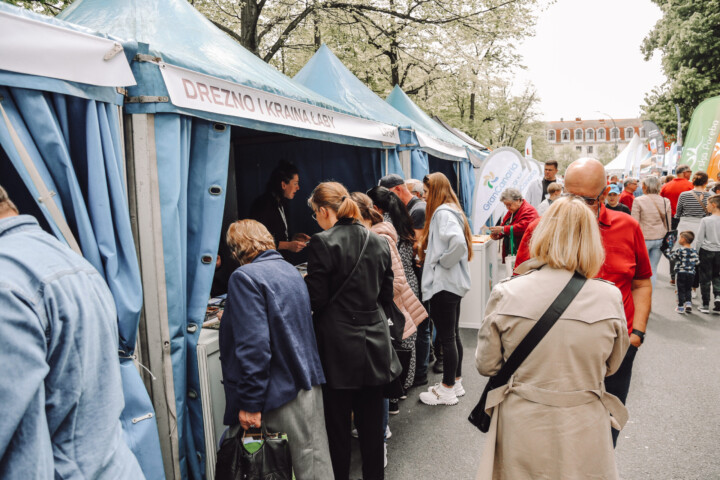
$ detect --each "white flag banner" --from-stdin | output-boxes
[519,167,540,196]
[472,147,524,232]
[525,136,533,158]
[0,10,135,87]
[159,62,401,145]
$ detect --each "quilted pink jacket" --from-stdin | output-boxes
[371,222,428,339]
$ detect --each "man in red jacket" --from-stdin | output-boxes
[619,178,638,210]
[514,158,652,447]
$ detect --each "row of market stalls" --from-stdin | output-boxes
[0,1,488,479]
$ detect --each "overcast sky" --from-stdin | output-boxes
[514,0,666,122]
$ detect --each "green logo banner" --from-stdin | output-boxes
[682,96,720,172]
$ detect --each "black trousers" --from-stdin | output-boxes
[322,385,385,480]
[699,248,720,305]
[605,344,638,446]
[429,290,463,386]
[676,272,694,306]
[670,217,680,281]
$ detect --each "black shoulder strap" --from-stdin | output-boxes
[327,228,370,305]
[490,271,586,387]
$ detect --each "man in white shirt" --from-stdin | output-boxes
[525,160,561,207]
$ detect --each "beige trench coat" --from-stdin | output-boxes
[475,265,629,480]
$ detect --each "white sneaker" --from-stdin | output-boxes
[385,425,392,439]
[419,384,459,405]
[384,443,388,468]
[351,428,358,438]
[427,380,465,397]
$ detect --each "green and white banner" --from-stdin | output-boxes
[682,96,720,173]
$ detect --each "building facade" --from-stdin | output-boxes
[545,117,646,160]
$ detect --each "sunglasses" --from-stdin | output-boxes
[561,190,604,207]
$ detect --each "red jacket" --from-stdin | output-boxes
[619,190,634,210]
[660,178,694,216]
[500,200,538,260]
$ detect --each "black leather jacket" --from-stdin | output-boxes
[305,218,401,389]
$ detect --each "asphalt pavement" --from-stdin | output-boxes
[351,256,720,479]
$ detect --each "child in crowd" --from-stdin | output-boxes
[670,231,699,313]
[695,195,720,313]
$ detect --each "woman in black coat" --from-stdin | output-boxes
[305,181,401,480]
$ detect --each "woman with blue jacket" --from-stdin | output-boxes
[219,219,333,479]
[417,173,473,406]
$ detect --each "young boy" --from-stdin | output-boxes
[695,194,720,313]
[670,231,699,313]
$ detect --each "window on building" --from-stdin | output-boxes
[548,130,556,142]
[626,127,634,139]
[587,146,594,154]
[585,129,594,141]
[639,128,646,138]
[574,128,583,141]
[610,127,620,140]
[597,128,606,140]
[561,129,570,141]
[576,146,582,153]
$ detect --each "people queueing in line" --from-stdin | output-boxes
[606,183,631,214]
[515,158,652,447]
[670,231,700,314]
[631,176,672,288]
[304,182,401,480]
[417,173,474,406]
[219,219,333,479]
[0,186,145,479]
[536,181,562,215]
[695,195,720,313]
[477,196,629,479]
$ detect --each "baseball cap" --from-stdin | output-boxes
[378,174,405,189]
[609,184,622,195]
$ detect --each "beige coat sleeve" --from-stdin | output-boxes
[606,318,630,377]
[475,286,505,377]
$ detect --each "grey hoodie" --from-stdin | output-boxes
[421,204,471,300]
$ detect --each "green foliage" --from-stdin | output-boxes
[641,1,720,139]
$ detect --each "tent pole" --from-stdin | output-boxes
[125,113,182,480]
[399,150,411,179]
[385,149,389,175]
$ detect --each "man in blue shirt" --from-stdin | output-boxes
[0,186,143,479]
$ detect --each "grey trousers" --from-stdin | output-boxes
[264,385,334,480]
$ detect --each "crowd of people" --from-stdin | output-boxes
[5,152,718,480]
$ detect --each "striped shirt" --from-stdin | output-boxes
[675,190,710,219]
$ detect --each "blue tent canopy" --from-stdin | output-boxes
[0,3,164,479]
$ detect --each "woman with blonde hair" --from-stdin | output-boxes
[218,219,333,479]
[475,197,629,479]
[417,172,473,406]
[305,182,401,480]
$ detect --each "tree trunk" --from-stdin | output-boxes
[313,13,321,50]
[240,0,261,56]
[469,92,476,120]
[390,41,400,87]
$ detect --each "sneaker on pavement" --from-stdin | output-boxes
[351,428,358,438]
[385,425,392,440]
[714,300,720,313]
[692,289,698,299]
[699,305,710,314]
[675,306,685,314]
[388,401,400,415]
[432,359,444,374]
[419,384,459,406]
[427,380,465,397]
[685,301,693,313]
[411,377,429,388]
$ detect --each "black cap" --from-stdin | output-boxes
[378,174,405,189]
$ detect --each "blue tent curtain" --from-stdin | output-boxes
[153,113,231,479]
[0,85,164,479]
[410,149,429,179]
[458,160,476,223]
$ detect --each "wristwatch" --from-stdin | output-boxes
[631,329,645,344]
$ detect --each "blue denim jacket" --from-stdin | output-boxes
[0,215,144,479]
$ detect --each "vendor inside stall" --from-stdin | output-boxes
[250,161,311,259]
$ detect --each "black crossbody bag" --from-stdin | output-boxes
[468,271,587,432]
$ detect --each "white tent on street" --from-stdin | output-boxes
[604,134,643,176]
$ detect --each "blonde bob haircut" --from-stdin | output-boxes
[529,196,604,278]
[226,219,276,266]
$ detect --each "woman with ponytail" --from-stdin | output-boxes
[305,182,401,480]
[417,173,473,407]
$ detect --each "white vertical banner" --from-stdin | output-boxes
[525,136,533,158]
[622,134,643,177]
[472,147,525,232]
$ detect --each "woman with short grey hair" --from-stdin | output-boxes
[631,177,671,288]
[489,188,539,265]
